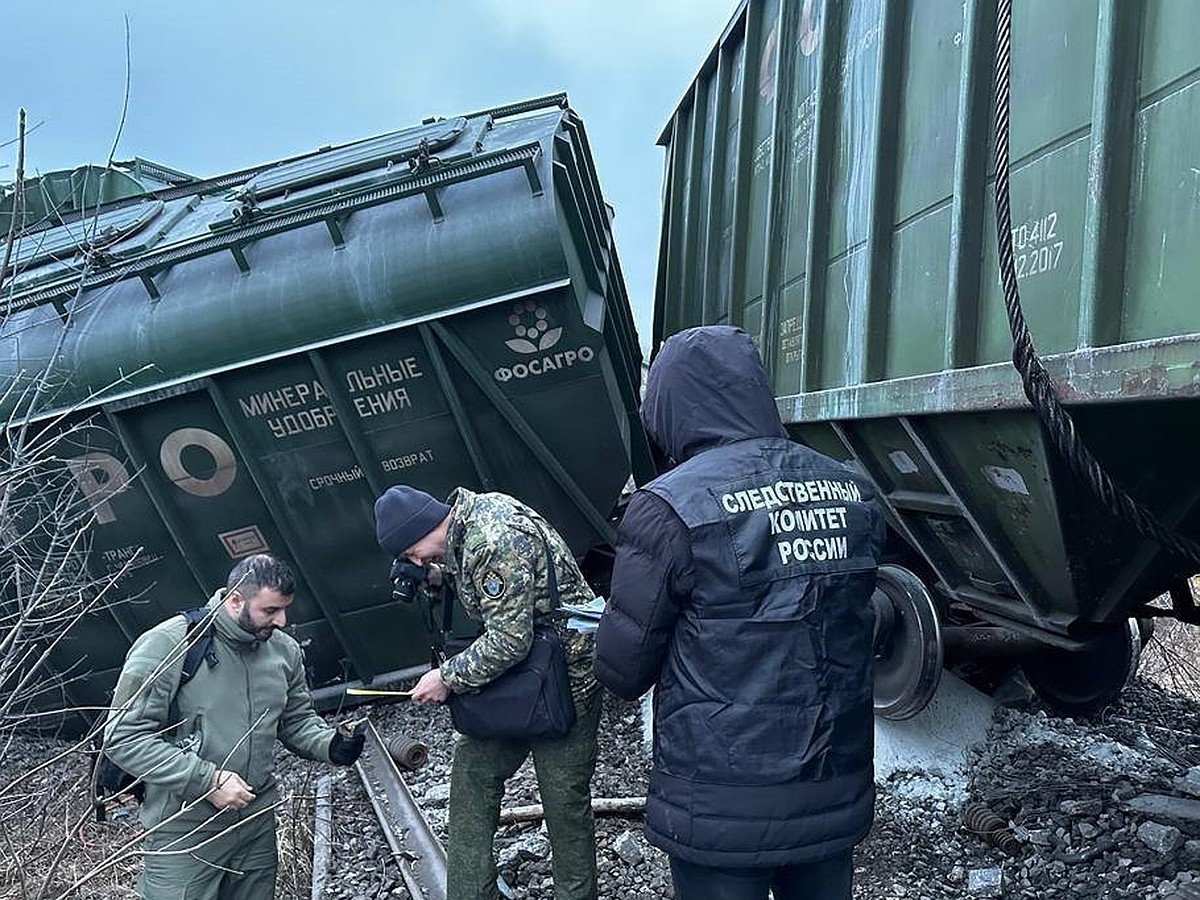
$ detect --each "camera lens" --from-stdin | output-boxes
[390,559,429,604]
[392,577,419,603]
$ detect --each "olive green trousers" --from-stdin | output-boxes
[447,690,601,900]
[139,807,277,899]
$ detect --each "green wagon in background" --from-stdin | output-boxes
[0,94,651,730]
[654,0,1200,717]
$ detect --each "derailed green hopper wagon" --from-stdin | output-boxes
[655,0,1200,717]
[1,95,649,727]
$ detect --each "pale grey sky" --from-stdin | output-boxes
[1,0,737,350]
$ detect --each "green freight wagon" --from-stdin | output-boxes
[655,0,1200,717]
[0,94,650,729]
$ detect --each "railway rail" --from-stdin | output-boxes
[311,716,519,900]
[328,719,447,900]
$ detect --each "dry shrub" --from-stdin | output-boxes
[1138,576,1200,701]
[275,776,317,899]
[0,739,141,899]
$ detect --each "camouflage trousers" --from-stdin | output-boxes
[138,807,277,899]
[447,689,601,900]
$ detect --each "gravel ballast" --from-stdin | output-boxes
[3,672,1199,898]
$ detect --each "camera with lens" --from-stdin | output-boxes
[390,559,429,604]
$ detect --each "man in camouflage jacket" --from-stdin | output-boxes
[374,484,600,900]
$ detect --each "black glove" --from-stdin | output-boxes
[329,729,365,766]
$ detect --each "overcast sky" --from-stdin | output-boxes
[1,0,737,351]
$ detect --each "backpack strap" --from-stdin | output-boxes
[440,575,455,638]
[179,607,218,687]
[93,606,217,822]
[165,607,217,734]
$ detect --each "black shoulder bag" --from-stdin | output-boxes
[446,528,576,740]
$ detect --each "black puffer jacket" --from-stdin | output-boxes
[595,326,885,868]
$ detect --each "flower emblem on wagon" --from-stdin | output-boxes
[505,300,562,354]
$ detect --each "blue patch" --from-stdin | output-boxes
[480,570,505,599]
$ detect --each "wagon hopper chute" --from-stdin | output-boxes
[0,94,651,730]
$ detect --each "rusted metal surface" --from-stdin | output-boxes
[777,334,1200,425]
[354,719,446,900]
[963,801,1021,855]
[942,626,1045,660]
[310,774,332,900]
[387,735,429,771]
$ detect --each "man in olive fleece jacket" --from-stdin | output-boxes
[103,554,363,900]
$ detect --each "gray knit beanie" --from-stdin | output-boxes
[374,485,450,555]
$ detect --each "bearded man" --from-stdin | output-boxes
[104,553,363,899]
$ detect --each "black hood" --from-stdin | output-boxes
[641,325,786,465]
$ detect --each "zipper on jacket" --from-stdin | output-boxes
[241,650,254,807]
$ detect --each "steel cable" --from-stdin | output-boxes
[991,0,1200,570]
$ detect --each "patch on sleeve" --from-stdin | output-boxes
[479,570,506,600]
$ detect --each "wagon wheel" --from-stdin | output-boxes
[872,565,944,721]
[1021,619,1143,718]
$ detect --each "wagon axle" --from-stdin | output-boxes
[871,565,1146,720]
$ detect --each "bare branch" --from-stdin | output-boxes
[106,16,133,170]
[0,117,43,152]
[0,108,27,303]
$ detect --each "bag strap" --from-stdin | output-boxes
[534,524,562,613]
[94,607,216,821]
[179,607,217,686]
[167,608,217,723]
[439,574,455,638]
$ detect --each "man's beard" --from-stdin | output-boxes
[237,605,273,641]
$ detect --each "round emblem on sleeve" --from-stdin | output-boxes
[480,570,506,599]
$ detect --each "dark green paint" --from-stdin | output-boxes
[2,98,645,724]
[655,0,1200,640]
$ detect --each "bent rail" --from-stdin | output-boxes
[354,719,447,900]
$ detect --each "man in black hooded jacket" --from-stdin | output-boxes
[595,325,885,900]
